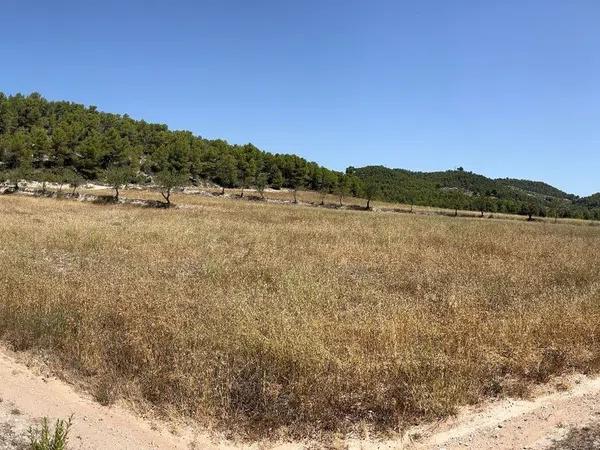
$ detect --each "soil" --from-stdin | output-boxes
[2,346,600,449]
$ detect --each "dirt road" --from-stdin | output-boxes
[1,345,599,449]
[351,375,600,450]
[413,375,600,449]
[0,347,225,449]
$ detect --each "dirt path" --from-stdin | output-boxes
[2,345,600,449]
[0,347,228,450]
[0,398,29,450]
[362,375,600,449]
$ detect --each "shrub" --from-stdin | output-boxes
[28,416,73,450]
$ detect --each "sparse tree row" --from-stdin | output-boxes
[0,93,598,218]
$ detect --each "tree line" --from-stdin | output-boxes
[0,92,598,218]
[0,92,366,205]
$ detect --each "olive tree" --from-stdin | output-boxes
[290,165,307,204]
[238,159,256,198]
[362,178,379,209]
[447,190,465,217]
[255,172,268,199]
[335,174,351,207]
[474,195,493,218]
[318,169,337,205]
[522,198,542,221]
[104,166,134,201]
[155,169,188,206]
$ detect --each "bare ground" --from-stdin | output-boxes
[546,422,600,449]
[0,346,226,450]
[386,375,600,449]
[0,400,28,450]
[2,345,600,449]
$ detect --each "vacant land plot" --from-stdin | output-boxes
[0,195,599,438]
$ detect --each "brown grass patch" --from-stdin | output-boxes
[0,194,599,438]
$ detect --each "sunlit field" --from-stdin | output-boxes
[0,193,599,438]
[75,183,599,226]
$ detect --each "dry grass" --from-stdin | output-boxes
[76,184,599,226]
[0,194,599,439]
[77,185,375,208]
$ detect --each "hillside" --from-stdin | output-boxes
[0,92,598,219]
[352,166,600,220]
[0,92,344,194]
[578,193,600,209]
[496,178,576,200]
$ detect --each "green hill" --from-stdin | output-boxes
[0,92,343,193]
[0,92,598,220]
[351,166,599,220]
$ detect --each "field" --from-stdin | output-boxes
[0,192,599,440]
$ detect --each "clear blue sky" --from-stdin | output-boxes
[2,0,599,195]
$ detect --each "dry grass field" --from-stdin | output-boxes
[0,193,599,439]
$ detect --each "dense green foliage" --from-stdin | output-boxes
[0,92,597,219]
[0,92,350,195]
[577,193,600,209]
[496,178,576,200]
[351,166,600,220]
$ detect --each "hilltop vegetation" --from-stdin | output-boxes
[352,166,600,220]
[496,178,575,199]
[0,92,598,219]
[577,193,600,209]
[0,92,351,197]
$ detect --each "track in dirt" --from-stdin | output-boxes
[1,345,600,449]
[0,346,220,449]
[399,376,600,449]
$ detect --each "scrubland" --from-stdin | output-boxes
[0,193,599,439]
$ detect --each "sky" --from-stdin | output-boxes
[1,1,599,195]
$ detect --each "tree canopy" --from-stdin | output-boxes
[0,92,346,196]
[0,93,597,219]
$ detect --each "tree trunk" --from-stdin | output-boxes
[240,187,244,198]
[221,186,225,195]
[454,208,458,217]
[293,189,298,203]
[115,187,119,201]
[366,198,371,209]
[161,189,171,206]
[410,204,413,213]
[339,195,343,207]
